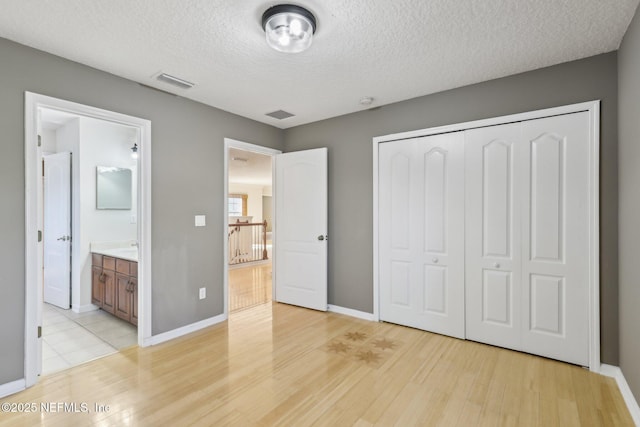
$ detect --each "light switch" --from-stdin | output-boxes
[195,215,206,227]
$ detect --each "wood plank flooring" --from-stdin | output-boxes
[229,263,272,313]
[0,302,633,426]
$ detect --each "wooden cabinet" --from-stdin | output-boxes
[91,255,116,315]
[92,253,137,325]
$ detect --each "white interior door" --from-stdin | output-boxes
[43,152,72,309]
[465,122,524,350]
[520,112,590,366]
[379,132,465,339]
[274,148,328,311]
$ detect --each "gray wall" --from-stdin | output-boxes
[0,37,283,385]
[618,3,640,402]
[284,53,620,365]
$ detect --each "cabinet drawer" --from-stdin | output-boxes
[103,256,116,271]
[92,253,103,267]
[116,258,130,274]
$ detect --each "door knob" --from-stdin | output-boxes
[317,235,325,241]
[432,258,439,263]
[494,263,500,268]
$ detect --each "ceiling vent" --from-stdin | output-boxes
[156,73,195,89]
[266,110,295,120]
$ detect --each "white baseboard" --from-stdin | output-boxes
[72,303,99,314]
[328,305,376,321]
[600,364,640,425]
[0,378,26,398]
[144,313,227,346]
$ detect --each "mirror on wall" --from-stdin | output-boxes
[96,166,132,210]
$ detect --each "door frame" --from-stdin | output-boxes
[25,92,153,387]
[223,138,281,317]
[372,100,601,371]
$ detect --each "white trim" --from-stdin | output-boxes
[144,314,226,346]
[328,305,376,321]
[223,138,281,318]
[372,137,380,321]
[588,105,601,371]
[0,379,26,399]
[24,92,153,389]
[372,100,600,369]
[71,303,100,314]
[373,101,600,144]
[600,364,640,425]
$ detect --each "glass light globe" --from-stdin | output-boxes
[263,7,316,53]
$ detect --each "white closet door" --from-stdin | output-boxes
[465,113,590,366]
[379,132,465,339]
[520,112,590,366]
[465,123,523,350]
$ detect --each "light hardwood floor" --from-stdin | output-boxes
[229,263,272,313]
[1,305,633,425]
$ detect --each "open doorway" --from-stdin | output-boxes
[39,109,139,374]
[224,139,281,315]
[25,93,152,387]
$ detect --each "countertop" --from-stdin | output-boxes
[92,247,138,262]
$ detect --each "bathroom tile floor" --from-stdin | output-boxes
[42,303,137,375]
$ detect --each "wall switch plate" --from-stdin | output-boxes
[199,287,206,300]
[195,215,206,227]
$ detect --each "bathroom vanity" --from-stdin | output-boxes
[91,250,138,326]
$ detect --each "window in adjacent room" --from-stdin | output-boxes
[228,194,248,216]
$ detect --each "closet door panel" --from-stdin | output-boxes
[380,140,416,320]
[465,123,523,349]
[379,132,465,339]
[416,133,465,338]
[520,112,590,366]
[482,270,512,326]
[530,133,564,262]
[424,148,447,253]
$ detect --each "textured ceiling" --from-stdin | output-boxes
[1,1,638,129]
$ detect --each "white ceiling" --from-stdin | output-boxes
[229,148,272,186]
[1,1,638,129]
[40,108,79,130]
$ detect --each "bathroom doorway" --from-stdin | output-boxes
[25,93,152,386]
[39,109,139,374]
[224,139,280,315]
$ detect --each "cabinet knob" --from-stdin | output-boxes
[432,258,439,263]
[494,263,500,269]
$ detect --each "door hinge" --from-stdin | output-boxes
[37,135,42,147]
[38,326,42,338]
[38,230,42,242]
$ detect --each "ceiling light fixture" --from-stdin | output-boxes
[262,4,317,53]
[131,143,139,160]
